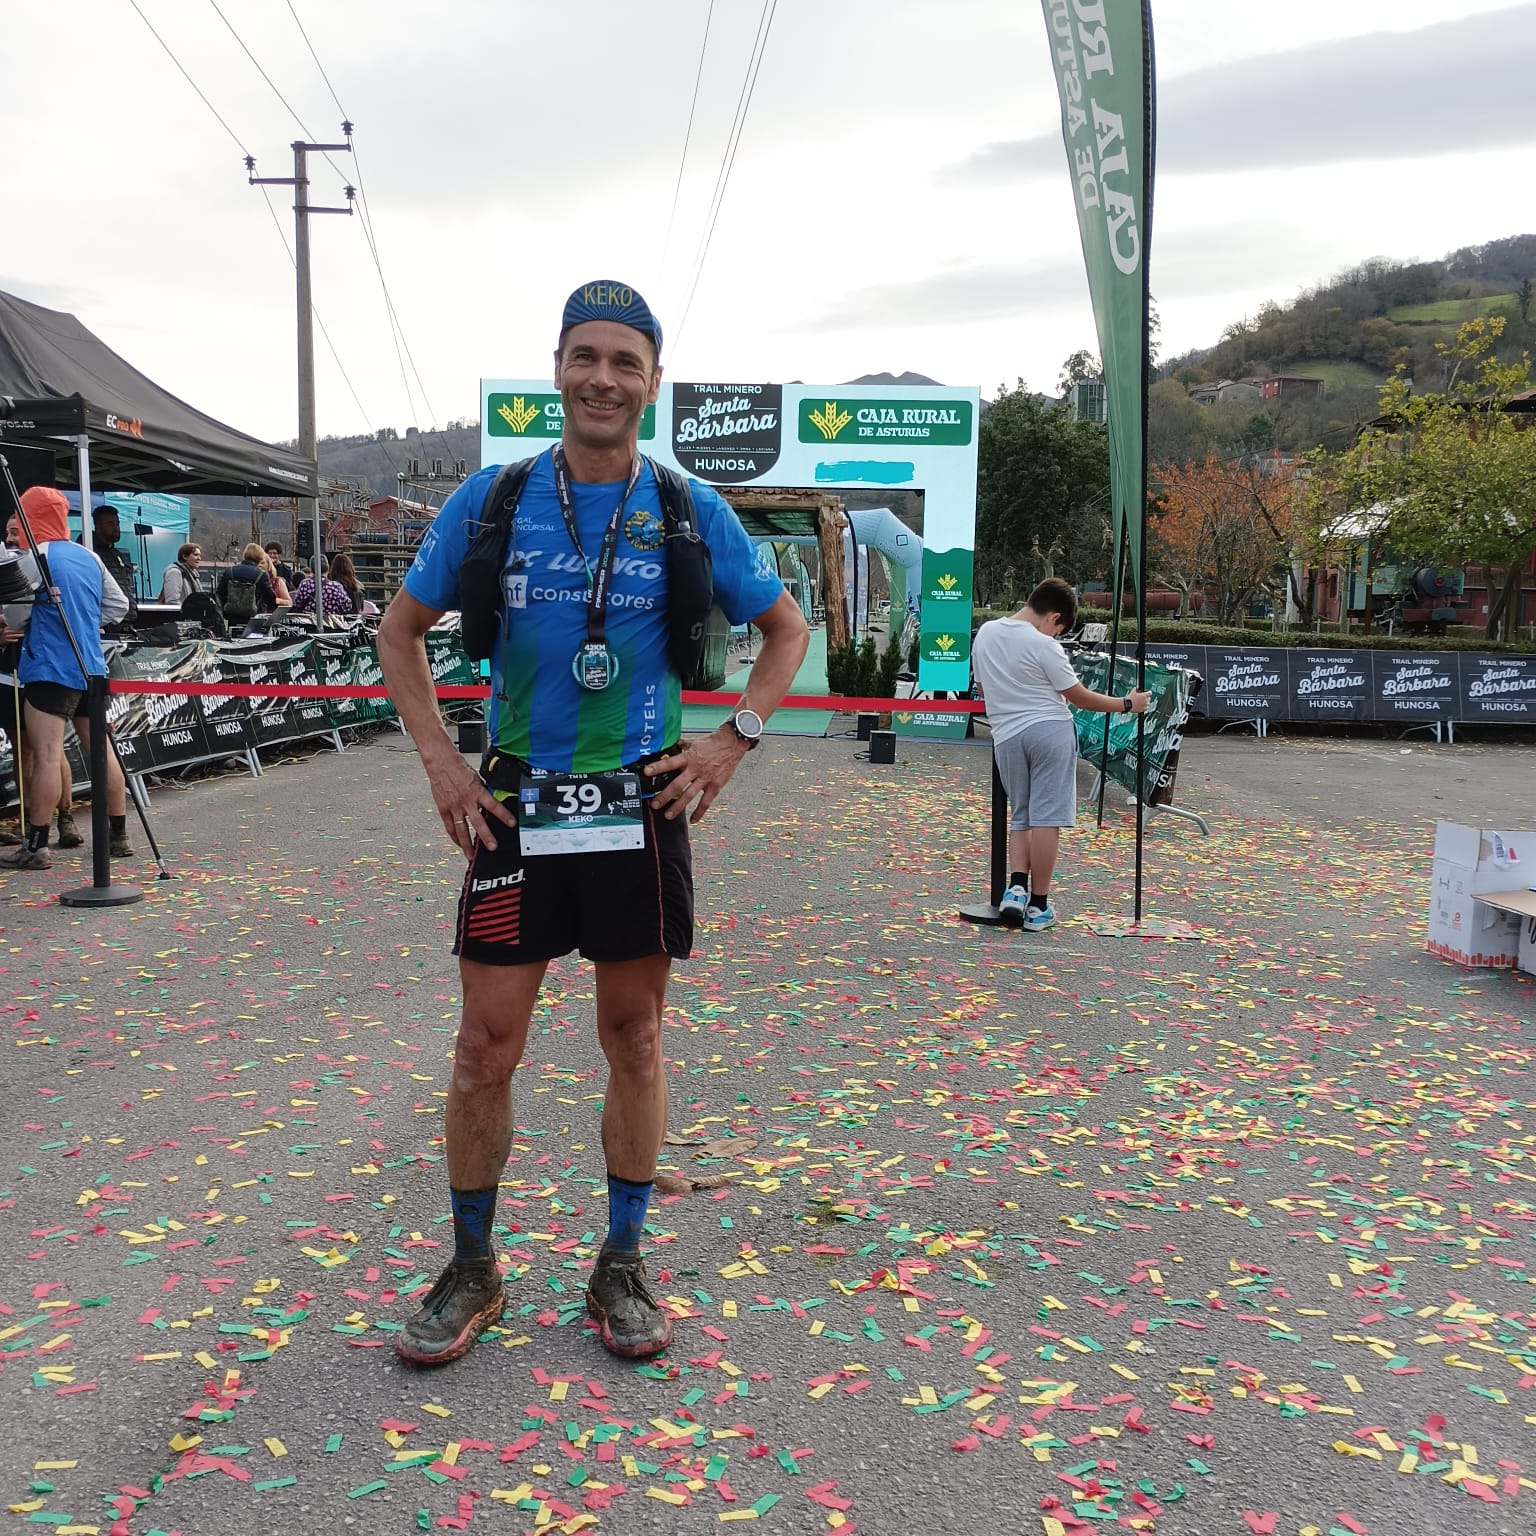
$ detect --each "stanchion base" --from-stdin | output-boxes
[957,902,1010,927]
[59,882,144,908]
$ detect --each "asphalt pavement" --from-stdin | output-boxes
[1,726,1532,1536]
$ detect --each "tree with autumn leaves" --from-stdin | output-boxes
[1148,455,1302,623]
[1299,317,1536,642]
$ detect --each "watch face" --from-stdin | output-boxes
[734,709,764,739]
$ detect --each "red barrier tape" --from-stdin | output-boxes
[106,679,986,712]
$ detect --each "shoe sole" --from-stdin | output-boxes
[587,1293,674,1359]
[393,1287,507,1367]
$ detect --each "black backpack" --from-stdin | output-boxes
[458,453,714,678]
[222,575,260,625]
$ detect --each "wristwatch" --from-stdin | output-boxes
[1121,695,1133,713]
[727,708,764,749]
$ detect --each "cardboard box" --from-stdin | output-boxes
[1431,823,1532,894]
[1427,824,1535,968]
[1477,888,1536,978]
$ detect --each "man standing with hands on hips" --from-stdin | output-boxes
[971,577,1150,931]
[379,281,808,1365]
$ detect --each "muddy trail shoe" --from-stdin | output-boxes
[56,813,84,849]
[394,1258,506,1366]
[0,825,22,846]
[109,831,135,859]
[587,1250,673,1359]
[0,844,52,871]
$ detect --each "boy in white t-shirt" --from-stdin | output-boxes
[971,578,1149,930]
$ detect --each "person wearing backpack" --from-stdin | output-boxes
[216,543,277,630]
[378,280,808,1369]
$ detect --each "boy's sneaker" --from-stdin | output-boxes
[0,844,51,870]
[55,813,84,849]
[394,1257,506,1366]
[587,1249,673,1359]
[997,883,1028,926]
[1021,900,1057,932]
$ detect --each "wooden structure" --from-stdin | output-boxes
[720,487,848,649]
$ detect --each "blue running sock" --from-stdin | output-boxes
[605,1174,653,1255]
[450,1186,497,1261]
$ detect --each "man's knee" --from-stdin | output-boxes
[451,1013,526,1092]
[601,1011,664,1078]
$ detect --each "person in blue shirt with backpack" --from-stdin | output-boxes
[378,281,808,1367]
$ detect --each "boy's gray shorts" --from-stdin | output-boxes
[994,718,1079,830]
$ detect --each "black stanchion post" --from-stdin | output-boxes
[60,675,142,909]
[958,752,1011,926]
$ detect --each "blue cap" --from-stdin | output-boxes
[560,280,662,358]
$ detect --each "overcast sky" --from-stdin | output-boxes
[4,0,1533,445]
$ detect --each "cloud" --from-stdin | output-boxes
[942,6,1536,184]
[810,224,1335,331]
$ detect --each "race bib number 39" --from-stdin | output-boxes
[517,769,644,856]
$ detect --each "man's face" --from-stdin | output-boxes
[96,511,121,544]
[553,321,661,458]
[265,546,281,562]
[4,517,19,549]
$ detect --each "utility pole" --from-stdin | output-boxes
[249,133,354,626]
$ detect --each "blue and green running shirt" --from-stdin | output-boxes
[405,452,784,773]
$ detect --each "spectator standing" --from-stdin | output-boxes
[217,543,278,629]
[290,558,359,618]
[264,542,296,587]
[91,504,139,627]
[1,487,132,869]
[158,543,203,605]
[258,549,293,608]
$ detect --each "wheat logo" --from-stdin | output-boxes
[808,401,853,441]
[897,712,913,724]
[936,573,958,592]
[498,396,540,434]
[934,635,956,653]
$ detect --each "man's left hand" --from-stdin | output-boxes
[644,728,750,824]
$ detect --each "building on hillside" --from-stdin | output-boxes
[1243,375,1325,402]
[1189,379,1264,406]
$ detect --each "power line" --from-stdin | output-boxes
[124,0,389,459]
[662,0,717,276]
[672,0,779,354]
[274,1,455,455]
[126,0,249,160]
[283,0,347,117]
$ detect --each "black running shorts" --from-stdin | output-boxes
[454,800,694,966]
[23,681,86,720]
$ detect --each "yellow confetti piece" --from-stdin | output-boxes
[550,1381,569,1402]
[722,1300,737,1319]
[169,1434,202,1453]
[263,1438,286,1459]
[421,1403,452,1418]
[646,1487,688,1505]
[443,1442,461,1467]
[1342,1374,1363,1394]
[34,1461,79,1471]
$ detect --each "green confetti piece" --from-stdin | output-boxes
[253,1476,297,1491]
[347,1481,388,1498]
[750,1494,782,1517]
[776,1449,801,1474]
[325,1433,344,1453]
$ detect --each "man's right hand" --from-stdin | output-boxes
[1128,689,1153,714]
[424,750,516,859]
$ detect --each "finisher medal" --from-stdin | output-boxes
[575,642,617,691]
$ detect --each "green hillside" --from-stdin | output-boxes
[1387,294,1516,324]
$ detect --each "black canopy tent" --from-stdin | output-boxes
[0,289,317,499]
